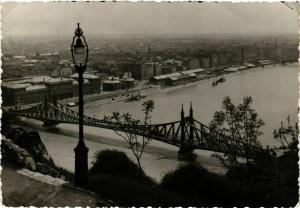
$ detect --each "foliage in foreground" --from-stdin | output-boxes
[209,96,265,169]
[160,163,242,206]
[89,149,154,185]
[87,149,187,206]
[58,145,297,206]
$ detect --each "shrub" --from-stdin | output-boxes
[87,174,187,206]
[160,163,242,206]
[89,150,154,185]
[87,150,193,206]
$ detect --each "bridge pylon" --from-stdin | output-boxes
[42,94,60,127]
[189,102,194,143]
[178,104,195,159]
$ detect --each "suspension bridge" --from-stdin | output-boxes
[3,98,268,159]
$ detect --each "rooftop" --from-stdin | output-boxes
[152,72,181,80]
[103,80,121,84]
[26,85,47,92]
[72,79,90,85]
[181,68,205,74]
[2,83,31,89]
[120,77,135,82]
[168,73,196,81]
[69,73,99,80]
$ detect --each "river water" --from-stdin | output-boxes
[18,63,299,181]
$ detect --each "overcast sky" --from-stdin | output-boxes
[2,2,299,38]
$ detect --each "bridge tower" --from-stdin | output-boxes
[43,95,49,119]
[52,92,58,107]
[42,94,60,127]
[180,104,185,141]
[189,102,194,143]
[178,104,194,159]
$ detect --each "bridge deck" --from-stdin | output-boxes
[4,101,268,159]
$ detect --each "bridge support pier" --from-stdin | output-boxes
[43,120,60,127]
[178,146,196,161]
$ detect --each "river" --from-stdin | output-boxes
[17,63,299,181]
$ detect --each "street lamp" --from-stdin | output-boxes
[71,23,89,186]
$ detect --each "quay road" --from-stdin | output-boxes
[2,83,161,111]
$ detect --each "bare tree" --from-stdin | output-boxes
[104,100,154,172]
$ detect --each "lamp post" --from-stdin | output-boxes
[71,23,89,186]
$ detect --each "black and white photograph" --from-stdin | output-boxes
[1,2,299,206]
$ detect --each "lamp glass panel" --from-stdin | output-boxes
[74,37,85,54]
[74,47,85,54]
[73,52,86,66]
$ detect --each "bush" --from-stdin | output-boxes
[160,163,242,206]
[89,150,154,185]
[87,150,191,206]
[87,174,187,206]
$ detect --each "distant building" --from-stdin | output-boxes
[2,73,101,106]
[161,65,176,75]
[129,63,143,81]
[69,73,101,95]
[102,78,122,91]
[186,58,200,70]
[201,57,210,69]
[44,78,74,100]
[120,77,135,89]
[210,55,219,67]
[165,73,197,86]
[51,66,73,77]
[161,59,183,74]
[150,68,204,85]
[131,62,161,81]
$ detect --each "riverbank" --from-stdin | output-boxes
[76,63,283,109]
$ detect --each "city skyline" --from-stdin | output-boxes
[2,2,298,39]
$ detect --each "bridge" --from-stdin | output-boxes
[3,98,268,159]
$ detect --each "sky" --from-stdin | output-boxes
[2,2,299,38]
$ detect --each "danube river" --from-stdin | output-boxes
[19,63,299,181]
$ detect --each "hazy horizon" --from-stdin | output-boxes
[2,2,298,39]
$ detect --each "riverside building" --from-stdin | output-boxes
[2,74,101,107]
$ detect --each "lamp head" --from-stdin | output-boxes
[71,23,89,69]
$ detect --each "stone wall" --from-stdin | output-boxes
[2,127,66,179]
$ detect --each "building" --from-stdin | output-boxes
[165,74,197,86]
[51,66,73,77]
[161,65,177,75]
[102,79,122,91]
[161,59,183,74]
[130,62,162,81]
[45,79,73,100]
[2,73,101,107]
[129,63,143,81]
[186,58,200,70]
[150,68,204,85]
[69,73,101,95]
[120,77,135,89]
[201,57,210,69]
